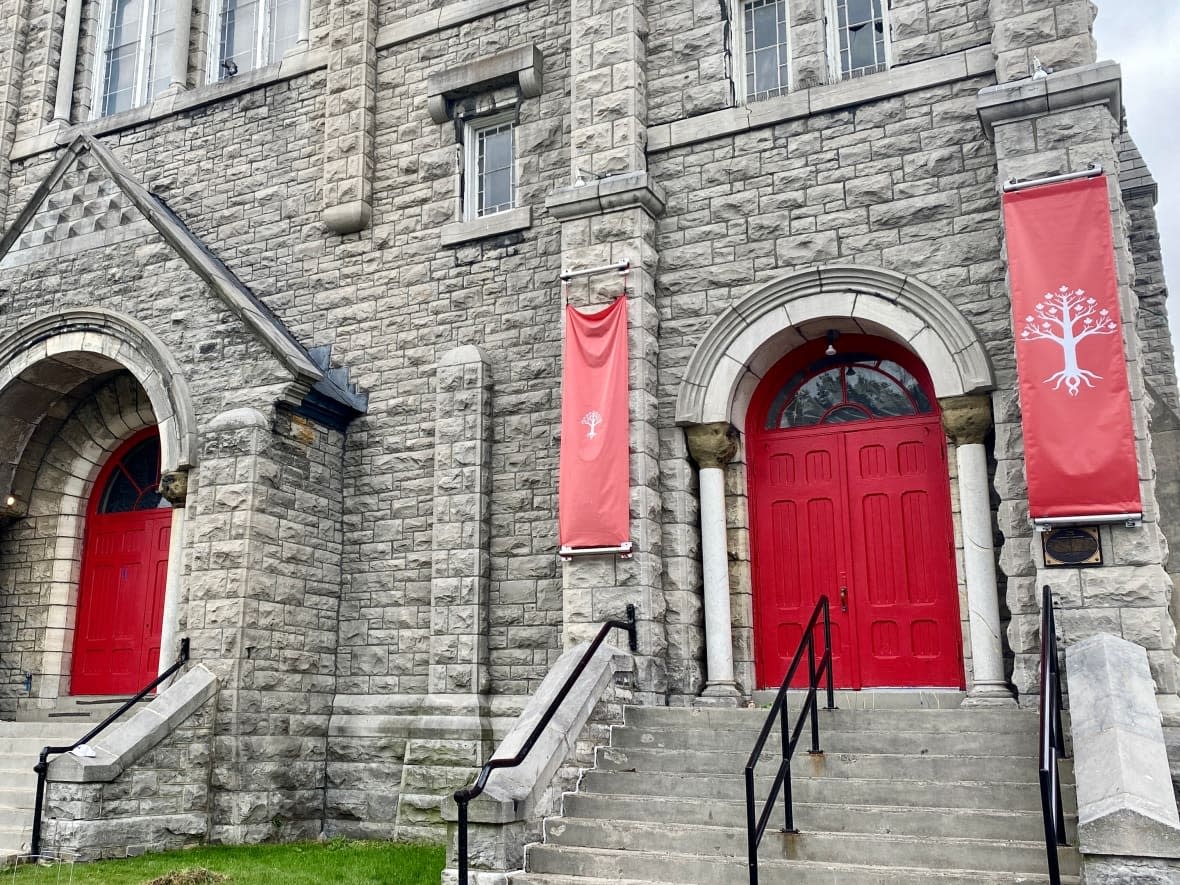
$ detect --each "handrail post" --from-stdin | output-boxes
[457,797,469,885]
[780,691,793,833]
[745,766,759,885]
[807,636,820,754]
[823,599,835,709]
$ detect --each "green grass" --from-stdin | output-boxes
[7,840,445,885]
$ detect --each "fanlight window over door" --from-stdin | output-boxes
[765,352,934,430]
[97,433,167,513]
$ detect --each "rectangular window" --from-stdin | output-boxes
[743,0,789,102]
[465,116,515,220]
[833,0,888,79]
[214,0,299,79]
[99,0,174,116]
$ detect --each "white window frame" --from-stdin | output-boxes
[462,112,516,221]
[90,0,174,118]
[826,0,891,82]
[207,0,299,82]
[733,0,791,103]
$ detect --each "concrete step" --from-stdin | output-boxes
[623,705,1045,734]
[521,845,1076,885]
[542,818,1080,877]
[577,769,1075,812]
[610,725,1040,757]
[560,794,1078,843]
[593,745,1068,785]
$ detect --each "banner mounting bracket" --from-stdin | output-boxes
[559,541,634,561]
[1003,163,1103,193]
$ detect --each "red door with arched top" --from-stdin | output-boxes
[747,335,963,690]
[71,428,171,695]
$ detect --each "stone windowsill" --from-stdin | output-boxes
[440,206,532,246]
[647,45,996,153]
[11,47,329,163]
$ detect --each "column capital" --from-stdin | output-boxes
[685,422,739,470]
[939,395,993,446]
[158,468,190,506]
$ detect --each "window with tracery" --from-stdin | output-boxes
[765,352,933,430]
[98,434,166,513]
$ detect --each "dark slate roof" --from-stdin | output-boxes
[1118,132,1158,200]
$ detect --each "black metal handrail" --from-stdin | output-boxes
[1038,585,1068,885]
[30,637,190,857]
[452,606,637,885]
[744,596,834,885]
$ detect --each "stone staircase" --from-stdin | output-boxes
[510,699,1080,884]
[0,720,91,863]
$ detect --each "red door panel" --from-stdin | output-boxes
[71,430,171,696]
[844,422,961,687]
[748,337,964,691]
[752,433,858,689]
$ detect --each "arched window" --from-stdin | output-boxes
[97,433,166,513]
[765,351,934,430]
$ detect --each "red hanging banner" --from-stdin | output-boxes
[559,297,630,550]
[1003,175,1142,522]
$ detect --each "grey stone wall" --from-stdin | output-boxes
[1126,188,1178,413]
[650,73,1007,695]
[41,693,216,861]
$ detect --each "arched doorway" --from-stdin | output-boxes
[747,335,963,690]
[71,427,172,695]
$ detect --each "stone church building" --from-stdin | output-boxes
[1,0,1180,878]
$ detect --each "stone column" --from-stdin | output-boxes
[549,0,666,701]
[940,396,1014,705]
[170,0,194,90]
[157,467,190,679]
[52,0,85,122]
[320,0,376,233]
[685,422,741,704]
[978,52,1179,713]
[428,346,493,698]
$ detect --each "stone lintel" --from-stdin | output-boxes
[427,44,542,124]
[939,395,993,446]
[545,172,666,222]
[977,60,1122,141]
[1066,633,1180,860]
[685,422,739,471]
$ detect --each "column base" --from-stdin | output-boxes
[962,683,1017,707]
[694,681,742,707]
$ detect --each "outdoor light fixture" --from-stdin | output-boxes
[5,494,14,507]
[825,329,839,356]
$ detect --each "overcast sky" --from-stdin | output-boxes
[1092,2,1180,364]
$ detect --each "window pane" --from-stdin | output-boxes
[99,436,162,513]
[220,0,260,77]
[836,0,886,78]
[268,0,300,61]
[766,354,933,429]
[476,123,513,216]
[102,44,139,115]
[148,0,175,100]
[846,0,873,25]
[743,0,787,100]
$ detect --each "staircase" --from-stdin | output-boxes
[510,699,1080,884]
[0,720,91,863]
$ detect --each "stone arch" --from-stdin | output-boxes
[674,265,996,430]
[0,308,196,513]
[14,373,161,702]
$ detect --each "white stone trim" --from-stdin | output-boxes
[674,264,995,428]
[0,309,197,474]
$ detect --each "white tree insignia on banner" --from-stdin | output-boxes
[1020,285,1119,396]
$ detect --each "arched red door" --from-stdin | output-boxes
[747,335,963,690]
[71,428,171,695]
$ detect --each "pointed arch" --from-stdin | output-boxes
[674,265,996,428]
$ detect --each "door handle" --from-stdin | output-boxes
[839,586,848,612]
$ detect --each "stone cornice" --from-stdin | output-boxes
[976,60,1122,141]
[545,172,666,222]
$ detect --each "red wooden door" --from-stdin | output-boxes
[748,336,963,690]
[71,429,171,696]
